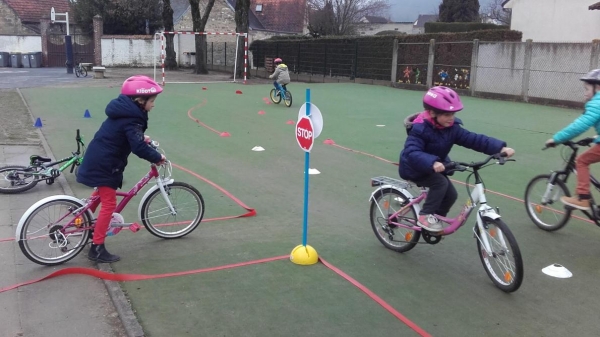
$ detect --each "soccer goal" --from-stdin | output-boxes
[154,31,248,85]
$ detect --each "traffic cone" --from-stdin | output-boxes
[235,90,243,94]
[323,138,335,145]
[33,117,43,128]
[83,109,91,118]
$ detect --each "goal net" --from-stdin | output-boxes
[154,31,247,85]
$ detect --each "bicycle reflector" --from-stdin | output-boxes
[74,217,83,227]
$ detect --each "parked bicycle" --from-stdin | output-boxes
[75,58,88,78]
[524,137,599,231]
[270,84,293,107]
[15,140,205,266]
[0,129,85,194]
[369,153,523,292]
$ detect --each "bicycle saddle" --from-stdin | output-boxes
[30,155,51,163]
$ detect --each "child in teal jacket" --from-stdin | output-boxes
[546,69,600,210]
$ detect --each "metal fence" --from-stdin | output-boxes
[249,38,598,107]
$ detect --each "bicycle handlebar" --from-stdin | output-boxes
[543,137,595,150]
[445,152,514,174]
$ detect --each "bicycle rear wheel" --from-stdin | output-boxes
[0,165,39,194]
[284,91,293,107]
[75,67,81,77]
[524,174,571,231]
[18,198,92,265]
[140,182,205,239]
[369,188,420,252]
[82,67,88,77]
[270,89,281,104]
[475,217,523,292]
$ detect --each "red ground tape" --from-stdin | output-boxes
[187,99,230,136]
[0,255,289,294]
[319,257,432,337]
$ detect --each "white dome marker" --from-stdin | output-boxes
[542,264,573,278]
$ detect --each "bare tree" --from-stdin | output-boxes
[189,0,216,74]
[162,0,177,70]
[307,0,390,36]
[234,0,250,79]
[482,0,511,25]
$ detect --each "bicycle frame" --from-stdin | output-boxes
[544,141,600,222]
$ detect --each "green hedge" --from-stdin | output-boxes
[425,22,509,33]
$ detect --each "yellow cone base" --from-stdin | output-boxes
[290,245,319,265]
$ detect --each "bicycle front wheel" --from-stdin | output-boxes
[524,174,571,231]
[270,89,281,104]
[75,67,81,77]
[284,91,293,107]
[0,165,39,194]
[18,198,92,265]
[475,217,523,293]
[140,182,205,239]
[369,188,420,252]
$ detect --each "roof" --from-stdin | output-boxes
[225,0,265,30]
[362,16,389,24]
[590,2,600,10]
[4,0,70,23]
[413,14,438,28]
[248,0,306,33]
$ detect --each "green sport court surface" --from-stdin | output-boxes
[13,82,600,336]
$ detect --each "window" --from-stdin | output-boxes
[256,4,263,12]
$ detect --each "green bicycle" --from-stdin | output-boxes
[0,129,85,194]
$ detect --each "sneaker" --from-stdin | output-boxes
[417,214,444,232]
[88,243,120,263]
[560,196,591,211]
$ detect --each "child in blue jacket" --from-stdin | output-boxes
[400,86,515,232]
[77,76,165,263]
[546,69,600,210]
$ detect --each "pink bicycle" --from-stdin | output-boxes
[15,141,205,266]
[369,153,523,292]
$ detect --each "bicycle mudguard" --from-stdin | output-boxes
[369,184,422,215]
[15,195,91,240]
[137,178,174,220]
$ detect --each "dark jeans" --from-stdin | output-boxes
[413,173,457,216]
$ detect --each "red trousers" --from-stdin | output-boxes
[575,144,600,196]
[91,186,117,245]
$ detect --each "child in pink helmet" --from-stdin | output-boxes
[268,58,290,96]
[77,75,166,263]
[400,86,515,232]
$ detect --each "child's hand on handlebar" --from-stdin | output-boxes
[501,147,515,158]
[544,138,556,148]
[156,154,166,165]
[433,161,445,173]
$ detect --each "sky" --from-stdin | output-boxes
[389,0,496,22]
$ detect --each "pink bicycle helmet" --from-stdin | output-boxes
[274,58,282,64]
[423,86,463,113]
[121,75,163,97]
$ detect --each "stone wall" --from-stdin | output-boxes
[0,0,35,35]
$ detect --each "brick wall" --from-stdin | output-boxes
[0,0,35,35]
[175,0,236,42]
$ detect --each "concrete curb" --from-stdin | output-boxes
[16,88,145,337]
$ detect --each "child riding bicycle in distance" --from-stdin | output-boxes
[545,69,600,211]
[268,58,290,95]
[400,86,515,232]
[77,75,166,263]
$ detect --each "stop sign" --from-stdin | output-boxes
[296,116,314,152]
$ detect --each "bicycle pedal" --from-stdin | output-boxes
[129,223,141,233]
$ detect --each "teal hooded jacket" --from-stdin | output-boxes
[553,92,600,144]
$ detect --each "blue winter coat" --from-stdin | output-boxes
[77,95,162,189]
[553,92,600,144]
[399,117,506,181]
